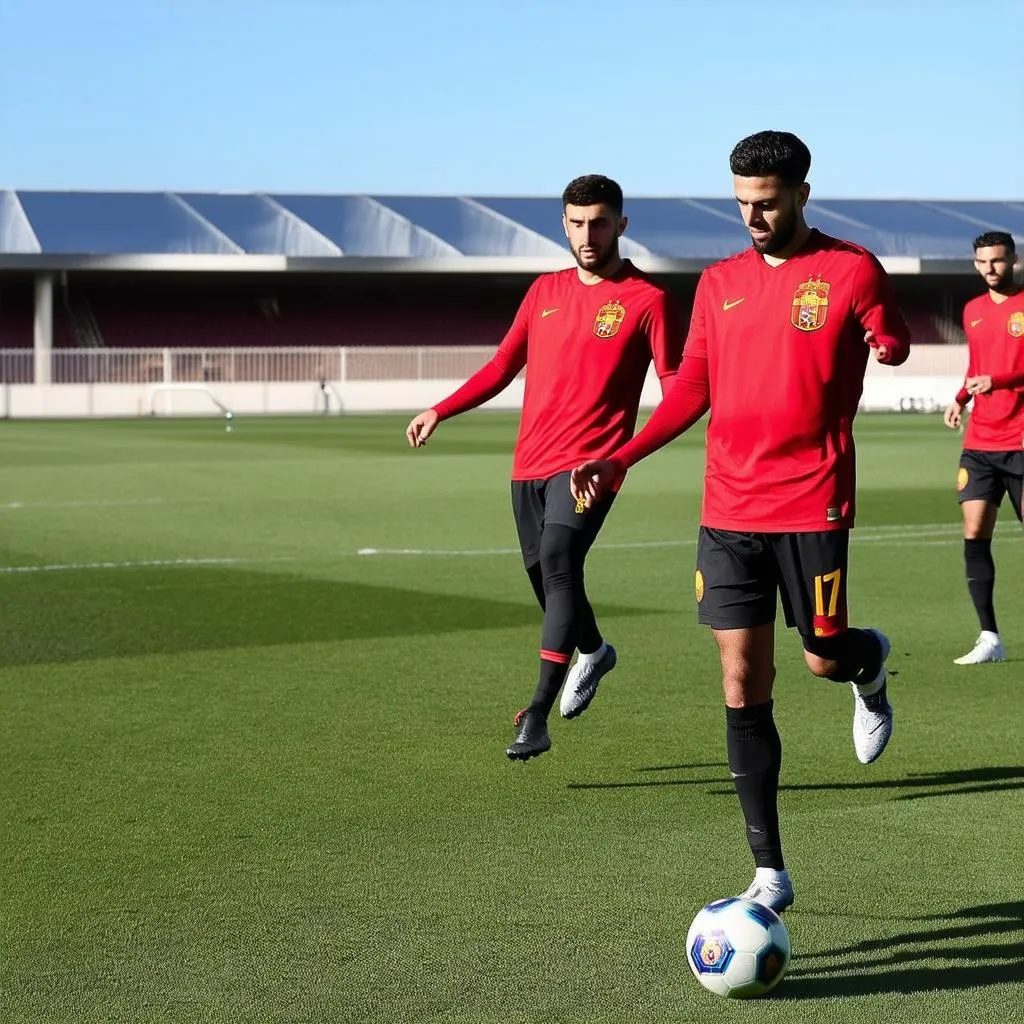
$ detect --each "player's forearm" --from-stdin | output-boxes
[432,358,518,420]
[990,371,1024,391]
[610,356,709,472]
[954,388,970,407]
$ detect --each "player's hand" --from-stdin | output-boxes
[943,402,963,430]
[406,409,439,448]
[965,375,993,395]
[570,459,616,508]
[865,329,891,363]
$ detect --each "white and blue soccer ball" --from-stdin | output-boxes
[685,897,791,998]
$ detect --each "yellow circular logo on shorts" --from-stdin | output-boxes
[695,570,704,602]
[956,467,969,492]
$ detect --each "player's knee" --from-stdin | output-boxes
[802,633,855,682]
[721,664,776,706]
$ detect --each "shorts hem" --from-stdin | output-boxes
[697,611,777,631]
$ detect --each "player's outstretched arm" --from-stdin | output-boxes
[406,408,440,448]
[569,354,711,508]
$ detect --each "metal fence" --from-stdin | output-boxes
[0,344,965,386]
[0,346,503,385]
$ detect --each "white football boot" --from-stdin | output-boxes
[559,643,617,719]
[852,628,893,765]
[737,868,795,914]
[953,631,1007,665]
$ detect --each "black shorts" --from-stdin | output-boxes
[957,450,1024,521]
[696,527,850,638]
[511,471,616,567]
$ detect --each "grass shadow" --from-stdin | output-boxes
[569,765,1024,802]
[0,565,657,667]
[780,901,1024,998]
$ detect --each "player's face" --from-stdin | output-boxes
[563,203,626,272]
[733,176,809,255]
[973,245,1017,293]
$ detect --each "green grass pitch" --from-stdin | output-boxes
[0,412,1021,1023]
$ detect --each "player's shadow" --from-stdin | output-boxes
[568,764,1024,799]
[775,765,1024,801]
[779,901,1024,998]
[567,762,728,790]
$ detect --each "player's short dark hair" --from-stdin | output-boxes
[973,230,1015,254]
[729,131,812,186]
[562,175,624,214]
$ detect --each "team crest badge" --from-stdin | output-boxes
[791,277,830,332]
[956,467,969,492]
[593,300,626,339]
[699,936,725,967]
[1008,311,1024,338]
[695,570,705,603]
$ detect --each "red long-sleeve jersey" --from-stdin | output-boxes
[954,290,1024,452]
[609,230,911,531]
[432,261,682,480]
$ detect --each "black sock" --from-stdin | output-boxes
[726,701,784,870]
[528,656,571,718]
[573,594,602,655]
[527,526,584,717]
[964,538,998,634]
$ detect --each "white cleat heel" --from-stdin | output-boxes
[953,631,1007,665]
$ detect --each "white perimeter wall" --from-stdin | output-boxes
[0,346,968,419]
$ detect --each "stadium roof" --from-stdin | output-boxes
[1,190,1022,274]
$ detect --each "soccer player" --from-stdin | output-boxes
[943,231,1024,665]
[569,131,910,911]
[405,175,683,761]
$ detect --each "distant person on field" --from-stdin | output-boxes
[944,231,1024,665]
[405,175,683,762]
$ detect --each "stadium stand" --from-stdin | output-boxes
[4,191,1023,259]
[0,191,1018,359]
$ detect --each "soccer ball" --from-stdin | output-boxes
[685,897,791,998]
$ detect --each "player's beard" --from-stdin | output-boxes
[572,239,619,274]
[750,201,799,255]
[986,265,1016,294]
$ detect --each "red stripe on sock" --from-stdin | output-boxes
[540,649,572,665]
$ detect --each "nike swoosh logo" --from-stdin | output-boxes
[541,307,559,318]
[723,298,745,311]
[970,318,983,327]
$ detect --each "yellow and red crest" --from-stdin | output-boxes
[791,277,830,332]
[699,937,725,967]
[1007,311,1024,339]
[956,467,969,492]
[695,570,705,603]
[593,300,626,339]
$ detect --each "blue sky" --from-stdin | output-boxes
[2,0,1021,199]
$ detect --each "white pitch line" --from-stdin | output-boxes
[355,527,967,558]
[0,556,253,575]
[0,498,167,511]
[0,525,1007,576]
